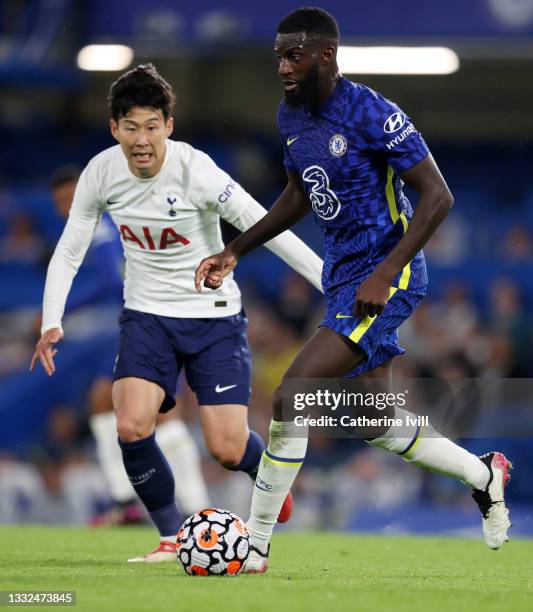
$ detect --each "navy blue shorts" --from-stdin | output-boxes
[113,308,252,412]
[321,284,426,377]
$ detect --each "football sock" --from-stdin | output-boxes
[89,412,135,503]
[232,430,266,480]
[367,407,490,490]
[247,420,307,553]
[160,535,177,543]
[156,419,210,514]
[119,432,182,536]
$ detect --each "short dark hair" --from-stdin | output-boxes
[108,63,176,122]
[49,164,81,190]
[277,7,339,41]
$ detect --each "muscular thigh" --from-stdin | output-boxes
[199,404,249,465]
[200,404,248,445]
[283,326,365,380]
[275,329,393,424]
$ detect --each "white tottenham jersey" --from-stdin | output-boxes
[42,140,323,332]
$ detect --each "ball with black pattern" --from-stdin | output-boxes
[176,508,250,576]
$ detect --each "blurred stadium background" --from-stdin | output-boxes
[1,0,533,536]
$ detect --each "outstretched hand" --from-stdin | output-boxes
[194,249,238,292]
[30,327,64,376]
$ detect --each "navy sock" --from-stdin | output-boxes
[232,430,266,480]
[119,432,181,536]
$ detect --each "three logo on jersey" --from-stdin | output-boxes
[287,133,346,221]
[302,165,341,221]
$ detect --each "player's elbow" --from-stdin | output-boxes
[434,185,454,219]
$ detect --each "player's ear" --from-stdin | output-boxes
[165,117,174,138]
[110,118,119,142]
[322,45,336,64]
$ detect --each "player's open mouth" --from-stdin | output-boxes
[283,80,299,91]
[133,152,152,162]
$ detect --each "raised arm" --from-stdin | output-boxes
[195,170,311,291]
[354,154,453,317]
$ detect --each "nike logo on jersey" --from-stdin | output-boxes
[215,384,237,393]
[287,136,299,146]
[107,199,120,206]
[336,313,355,319]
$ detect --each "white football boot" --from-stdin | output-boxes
[242,544,269,574]
[472,452,512,550]
[127,540,177,563]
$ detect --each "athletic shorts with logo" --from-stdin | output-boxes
[113,308,252,412]
[320,283,427,377]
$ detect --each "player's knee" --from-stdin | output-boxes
[116,414,153,443]
[206,438,244,469]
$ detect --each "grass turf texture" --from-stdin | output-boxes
[0,527,532,612]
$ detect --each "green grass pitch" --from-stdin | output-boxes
[1,526,532,612]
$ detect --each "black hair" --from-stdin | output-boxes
[49,164,81,190]
[108,63,176,122]
[277,7,339,41]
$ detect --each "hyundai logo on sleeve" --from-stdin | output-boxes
[383,112,407,134]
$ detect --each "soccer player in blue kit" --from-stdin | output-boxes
[196,7,512,572]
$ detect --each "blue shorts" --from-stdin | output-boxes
[113,308,252,412]
[320,284,426,377]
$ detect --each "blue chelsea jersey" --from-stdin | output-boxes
[278,77,429,298]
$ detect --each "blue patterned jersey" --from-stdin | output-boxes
[278,77,429,298]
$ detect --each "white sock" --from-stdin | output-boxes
[160,535,176,543]
[156,420,210,515]
[368,407,490,490]
[247,420,308,554]
[89,412,135,503]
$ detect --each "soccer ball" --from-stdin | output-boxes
[176,508,250,576]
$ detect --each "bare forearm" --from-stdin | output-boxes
[376,186,453,282]
[228,182,309,259]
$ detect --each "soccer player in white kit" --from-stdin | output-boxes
[31,64,323,562]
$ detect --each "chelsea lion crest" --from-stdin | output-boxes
[329,134,347,157]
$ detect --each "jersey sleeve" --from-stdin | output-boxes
[357,86,429,174]
[67,163,105,230]
[190,148,253,223]
[63,216,123,314]
[41,163,104,332]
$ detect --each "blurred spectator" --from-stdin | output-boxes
[502,225,533,260]
[488,277,533,376]
[424,215,467,264]
[0,453,47,523]
[0,213,46,267]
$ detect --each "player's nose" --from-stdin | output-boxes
[278,58,292,77]
[135,131,150,146]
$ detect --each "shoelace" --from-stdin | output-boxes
[153,541,177,554]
